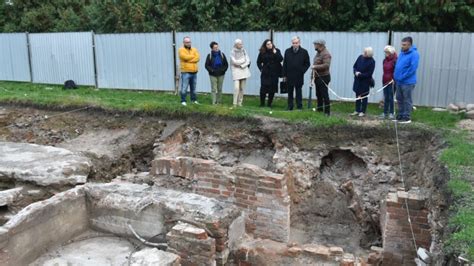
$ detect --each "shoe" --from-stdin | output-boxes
[358,112,365,117]
[388,113,394,119]
[181,102,187,106]
[398,118,412,124]
[193,101,199,104]
[350,111,359,116]
[378,113,387,119]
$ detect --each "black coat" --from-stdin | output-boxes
[352,55,375,95]
[282,47,310,87]
[257,48,283,92]
[205,51,229,76]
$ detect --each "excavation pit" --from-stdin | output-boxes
[0,105,451,265]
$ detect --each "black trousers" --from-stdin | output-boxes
[315,75,331,114]
[287,84,303,110]
[260,89,275,107]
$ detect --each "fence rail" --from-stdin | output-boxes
[0,31,472,107]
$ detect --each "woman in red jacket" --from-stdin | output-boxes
[380,45,397,119]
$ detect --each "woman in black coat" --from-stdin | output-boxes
[351,47,376,117]
[257,39,283,108]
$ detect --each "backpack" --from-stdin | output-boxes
[63,80,77,90]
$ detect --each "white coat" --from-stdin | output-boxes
[230,48,251,81]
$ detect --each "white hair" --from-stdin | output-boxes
[234,38,242,45]
[364,47,374,57]
[384,45,396,54]
[291,36,300,42]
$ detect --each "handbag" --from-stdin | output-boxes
[279,81,288,94]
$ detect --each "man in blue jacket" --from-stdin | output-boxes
[393,36,420,124]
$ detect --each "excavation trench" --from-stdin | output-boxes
[0,105,450,265]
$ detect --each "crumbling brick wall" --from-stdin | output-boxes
[380,189,431,265]
[151,157,290,243]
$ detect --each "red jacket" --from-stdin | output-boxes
[383,53,397,85]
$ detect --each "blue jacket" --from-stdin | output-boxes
[352,55,375,95]
[394,45,419,85]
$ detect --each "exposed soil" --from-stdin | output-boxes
[0,104,451,258]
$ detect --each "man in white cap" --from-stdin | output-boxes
[312,39,332,116]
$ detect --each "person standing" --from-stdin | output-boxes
[205,41,229,105]
[178,36,200,106]
[230,39,251,107]
[350,47,376,117]
[393,36,419,124]
[257,39,283,108]
[282,36,310,111]
[380,45,397,119]
[311,39,332,116]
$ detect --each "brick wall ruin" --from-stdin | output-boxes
[151,156,290,243]
[380,188,432,265]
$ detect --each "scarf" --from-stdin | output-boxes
[211,51,222,69]
[232,47,246,62]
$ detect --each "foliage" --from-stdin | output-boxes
[1,0,472,33]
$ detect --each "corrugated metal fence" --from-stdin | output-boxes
[29,32,96,86]
[0,31,472,107]
[393,32,474,107]
[0,33,31,82]
[95,33,174,90]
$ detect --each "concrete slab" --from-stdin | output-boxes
[31,236,134,266]
[0,142,91,186]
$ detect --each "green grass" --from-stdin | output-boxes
[0,80,472,260]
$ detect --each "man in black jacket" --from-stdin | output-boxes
[205,41,229,105]
[282,36,310,110]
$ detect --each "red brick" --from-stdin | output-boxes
[197,187,221,195]
[257,187,273,194]
[235,202,249,209]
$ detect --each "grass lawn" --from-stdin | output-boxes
[0,80,472,259]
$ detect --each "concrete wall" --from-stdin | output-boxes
[0,187,88,266]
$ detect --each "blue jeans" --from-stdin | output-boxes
[180,72,197,102]
[396,84,415,119]
[383,83,394,115]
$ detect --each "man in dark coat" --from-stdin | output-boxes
[205,41,229,105]
[282,36,310,110]
[257,39,283,108]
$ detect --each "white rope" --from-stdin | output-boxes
[393,115,419,257]
[311,75,394,102]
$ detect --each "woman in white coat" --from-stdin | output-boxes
[230,39,251,107]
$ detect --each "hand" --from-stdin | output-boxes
[273,48,276,54]
[355,72,361,77]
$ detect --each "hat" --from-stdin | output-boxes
[313,39,326,45]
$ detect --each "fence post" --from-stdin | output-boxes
[270,29,273,41]
[26,32,33,83]
[172,30,178,95]
[91,30,99,89]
